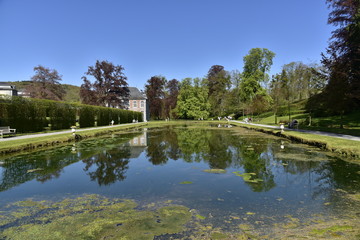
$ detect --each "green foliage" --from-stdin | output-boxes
[48,102,76,130]
[243,48,275,79]
[206,65,231,116]
[79,105,97,128]
[0,97,47,132]
[175,78,211,119]
[97,107,112,126]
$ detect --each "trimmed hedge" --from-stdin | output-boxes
[0,97,143,133]
[79,105,97,128]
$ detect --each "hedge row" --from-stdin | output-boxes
[0,97,143,133]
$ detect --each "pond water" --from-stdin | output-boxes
[0,124,359,239]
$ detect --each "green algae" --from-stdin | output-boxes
[311,225,353,236]
[232,171,263,183]
[203,169,227,174]
[179,181,193,184]
[196,214,206,220]
[210,231,229,239]
[0,194,192,240]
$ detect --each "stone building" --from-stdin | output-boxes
[127,87,149,122]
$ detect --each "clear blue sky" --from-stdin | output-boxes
[0,0,333,89]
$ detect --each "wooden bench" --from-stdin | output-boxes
[0,126,16,138]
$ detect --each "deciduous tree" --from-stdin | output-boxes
[206,65,231,116]
[80,60,129,108]
[145,76,166,120]
[164,79,180,119]
[27,65,65,101]
[175,78,210,119]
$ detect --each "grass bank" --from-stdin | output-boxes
[230,121,360,161]
[0,123,147,155]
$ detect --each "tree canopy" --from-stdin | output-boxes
[206,65,231,116]
[80,60,129,108]
[319,0,360,113]
[175,78,210,120]
[145,76,167,120]
[26,65,65,101]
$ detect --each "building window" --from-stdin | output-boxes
[140,101,144,108]
[133,100,137,108]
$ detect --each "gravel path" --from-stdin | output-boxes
[1,121,359,142]
[231,120,360,142]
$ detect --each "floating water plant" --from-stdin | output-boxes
[246,212,256,215]
[196,214,206,220]
[232,171,263,183]
[203,169,227,174]
[180,181,193,184]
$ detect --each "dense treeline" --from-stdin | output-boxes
[144,48,324,121]
[144,1,359,122]
[0,97,142,133]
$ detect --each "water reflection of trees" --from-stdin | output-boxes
[0,148,79,192]
[82,145,131,186]
[145,127,360,194]
[0,132,143,190]
[146,127,278,192]
[311,160,360,201]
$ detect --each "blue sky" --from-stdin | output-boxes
[0,0,333,89]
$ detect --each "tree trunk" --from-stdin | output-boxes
[288,100,291,122]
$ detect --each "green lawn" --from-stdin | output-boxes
[248,101,360,137]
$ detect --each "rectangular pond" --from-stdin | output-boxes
[0,124,359,239]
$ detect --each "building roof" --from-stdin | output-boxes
[0,82,12,86]
[0,82,16,90]
[129,87,146,100]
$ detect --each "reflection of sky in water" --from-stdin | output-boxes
[0,125,359,227]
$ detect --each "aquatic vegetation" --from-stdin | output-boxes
[311,225,353,236]
[246,212,256,215]
[0,194,192,240]
[179,181,193,184]
[210,231,229,239]
[203,169,227,174]
[196,214,206,220]
[232,171,263,183]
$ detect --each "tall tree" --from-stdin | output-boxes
[145,76,166,120]
[269,74,284,124]
[206,65,231,116]
[80,60,129,108]
[27,65,65,101]
[175,78,210,120]
[240,48,275,102]
[242,48,275,83]
[321,0,360,112]
[164,79,180,119]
